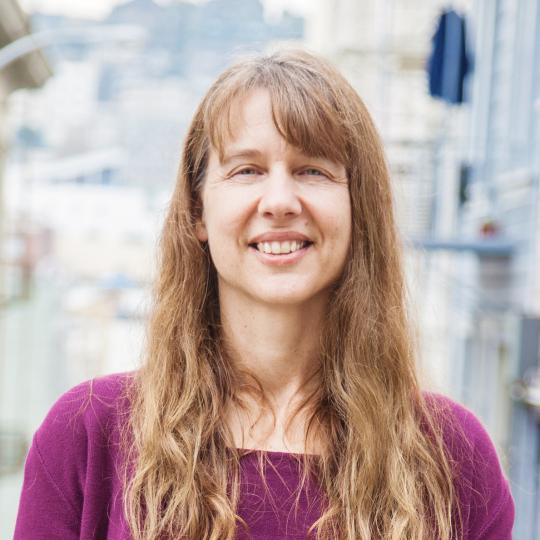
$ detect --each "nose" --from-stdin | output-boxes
[257,168,302,219]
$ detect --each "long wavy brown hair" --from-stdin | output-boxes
[122,49,460,539]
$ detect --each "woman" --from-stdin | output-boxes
[15,50,514,539]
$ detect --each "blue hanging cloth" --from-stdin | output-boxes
[427,9,472,104]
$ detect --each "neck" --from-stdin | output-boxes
[219,289,327,398]
[219,288,328,453]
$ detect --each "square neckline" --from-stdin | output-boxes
[235,448,319,458]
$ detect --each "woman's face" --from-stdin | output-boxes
[196,88,352,307]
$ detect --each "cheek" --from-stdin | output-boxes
[327,198,352,268]
[323,192,352,241]
[204,186,259,240]
[205,207,244,244]
[340,192,353,238]
[202,198,251,274]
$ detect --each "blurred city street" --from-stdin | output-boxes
[2,0,540,537]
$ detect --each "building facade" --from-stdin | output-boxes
[464,1,540,537]
[305,0,540,536]
[0,0,51,468]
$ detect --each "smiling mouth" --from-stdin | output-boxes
[248,240,313,255]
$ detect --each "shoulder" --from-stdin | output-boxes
[31,370,137,491]
[422,391,510,471]
[422,392,515,539]
[43,370,135,423]
[422,391,493,453]
[15,372,137,538]
[35,371,135,451]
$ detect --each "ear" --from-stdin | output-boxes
[195,218,208,242]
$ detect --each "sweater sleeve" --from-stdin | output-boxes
[13,379,95,540]
[445,398,515,539]
[14,373,131,540]
[467,411,515,540]
[14,434,80,539]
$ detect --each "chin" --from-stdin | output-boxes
[251,285,327,307]
[260,296,311,306]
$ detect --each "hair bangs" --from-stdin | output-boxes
[202,61,351,167]
[204,83,253,160]
[266,76,351,167]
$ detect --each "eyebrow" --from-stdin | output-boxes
[220,148,264,165]
[219,147,342,169]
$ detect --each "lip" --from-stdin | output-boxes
[249,243,312,266]
[248,231,313,244]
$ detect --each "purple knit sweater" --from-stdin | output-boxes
[14,373,514,539]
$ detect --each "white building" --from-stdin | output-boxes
[0,0,51,534]
[305,1,540,536]
[304,0,475,392]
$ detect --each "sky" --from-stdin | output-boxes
[19,0,310,20]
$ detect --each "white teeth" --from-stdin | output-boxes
[255,240,307,254]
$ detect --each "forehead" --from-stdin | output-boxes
[215,89,287,159]
[229,88,272,130]
[206,84,350,167]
